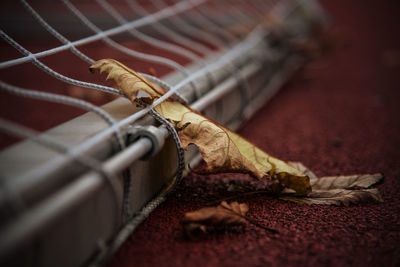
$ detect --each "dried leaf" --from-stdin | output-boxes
[157,101,311,195]
[181,201,248,238]
[310,173,383,190]
[89,59,165,103]
[280,188,383,206]
[90,59,312,196]
[182,201,248,226]
[282,162,384,206]
[289,161,383,189]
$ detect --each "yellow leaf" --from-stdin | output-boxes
[90,59,312,196]
[89,58,165,103]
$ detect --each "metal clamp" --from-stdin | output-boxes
[126,125,167,160]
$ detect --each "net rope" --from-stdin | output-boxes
[62,0,200,101]
[95,0,216,97]
[0,0,207,69]
[0,81,125,149]
[18,0,190,103]
[62,0,195,86]
[126,0,213,56]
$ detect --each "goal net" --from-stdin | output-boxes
[0,0,324,266]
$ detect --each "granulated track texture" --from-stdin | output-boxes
[108,0,400,266]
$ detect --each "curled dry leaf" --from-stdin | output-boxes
[90,59,312,196]
[280,189,383,206]
[181,201,248,238]
[89,59,165,103]
[310,173,383,190]
[282,162,384,206]
[288,162,383,190]
[155,101,311,195]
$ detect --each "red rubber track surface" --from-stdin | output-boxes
[108,0,400,266]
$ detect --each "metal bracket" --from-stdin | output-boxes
[126,125,167,160]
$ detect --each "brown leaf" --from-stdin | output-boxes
[310,173,383,190]
[155,101,311,196]
[89,59,165,103]
[182,201,248,225]
[280,188,383,206]
[181,201,248,238]
[288,162,383,190]
[90,59,312,196]
[283,162,384,206]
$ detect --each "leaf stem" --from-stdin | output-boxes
[221,205,279,234]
